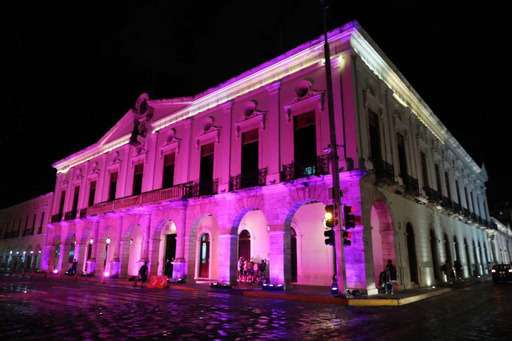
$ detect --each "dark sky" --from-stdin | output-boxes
[1,1,510,210]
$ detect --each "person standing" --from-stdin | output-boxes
[164,259,172,278]
[383,259,397,294]
[454,260,463,283]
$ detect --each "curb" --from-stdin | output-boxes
[347,288,452,306]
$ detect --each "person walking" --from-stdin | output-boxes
[454,260,463,283]
[441,261,453,283]
[138,261,148,287]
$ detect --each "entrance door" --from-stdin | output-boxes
[238,230,251,261]
[406,224,418,284]
[164,234,176,277]
[291,228,298,283]
[430,230,439,281]
[199,233,210,278]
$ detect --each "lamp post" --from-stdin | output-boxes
[320,0,349,297]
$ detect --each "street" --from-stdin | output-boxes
[1,275,511,340]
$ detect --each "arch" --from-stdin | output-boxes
[406,223,419,285]
[188,213,220,281]
[156,219,177,276]
[370,201,396,289]
[283,200,331,286]
[235,209,269,263]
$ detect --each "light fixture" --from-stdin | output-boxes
[90,238,94,245]
[106,237,111,244]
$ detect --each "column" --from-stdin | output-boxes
[172,229,187,281]
[110,217,124,277]
[74,240,87,274]
[265,81,281,183]
[268,225,291,289]
[58,241,72,274]
[148,238,161,276]
[217,233,238,286]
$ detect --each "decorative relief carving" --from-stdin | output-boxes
[284,79,324,122]
[160,128,181,157]
[195,116,220,149]
[234,101,266,137]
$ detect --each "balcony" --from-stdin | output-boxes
[230,168,267,191]
[441,196,453,210]
[22,228,35,236]
[187,179,219,197]
[280,155,329,182]
[403,175,419,195]
[51,213,63,223]
[371,158,395,183]
[64,209,78,221]
[424,187,441,203]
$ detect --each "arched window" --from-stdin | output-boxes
[238,230,251,261]
[199,233,210,278]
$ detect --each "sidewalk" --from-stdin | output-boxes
[4,271,491,307]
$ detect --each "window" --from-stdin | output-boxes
[293,111,317,169]
[444,172,451,200]
[241,129,259,188]
[132,163,144,195]
[88,181,96,207]
[162,153,176,189]
[72,186,80,212]
[420,152,429,188]
[396,133,408,179]
[108,172,118,201]
[435,164,442,195]
[369,111,382,161]
[199,143,215,195]
[59,190,66,215]
[39,212,45,233]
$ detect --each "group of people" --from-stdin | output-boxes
[238,257,268,283]
[65,259,78,276]
[379,259,397,294]
[441,260,463,283]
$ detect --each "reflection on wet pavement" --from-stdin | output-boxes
[0,276,511,340]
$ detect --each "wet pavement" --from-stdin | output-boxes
[1,274,511,340]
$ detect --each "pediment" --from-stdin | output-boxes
[96,110,135,146]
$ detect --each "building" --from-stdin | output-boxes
[486,218,512,265]
[0,21,499,294]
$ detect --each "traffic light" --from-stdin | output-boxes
[344,205,356,229]
[342,231,352,246]
[324,229,335,246]
[325,204,338,228]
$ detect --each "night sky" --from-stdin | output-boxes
[1,1,510,210]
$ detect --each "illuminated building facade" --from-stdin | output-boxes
[0,22,498,293]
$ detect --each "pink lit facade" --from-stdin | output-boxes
[1,22,503,293]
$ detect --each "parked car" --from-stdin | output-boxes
[491,264,512,284]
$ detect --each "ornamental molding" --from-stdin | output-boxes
[195,120,220,150]
[283,91,324,122]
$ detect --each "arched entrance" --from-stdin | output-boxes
[284,200,332,286]
[128,226,143,276]
[429,229,439,282]
[406,223,418,285]
[156,220,177,277]
[198,233,210,278]
[370,201,396,289]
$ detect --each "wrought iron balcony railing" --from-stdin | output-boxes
[22,228,35,236]
[371,158,395,183]
[230,168,267,191]
[441,196,453,210]
[64,210,78,221]
[424,187,441,203]
[280,155,329,182]
[403,175,419,195]
[186,179,219,197]
[51,213,63,223]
